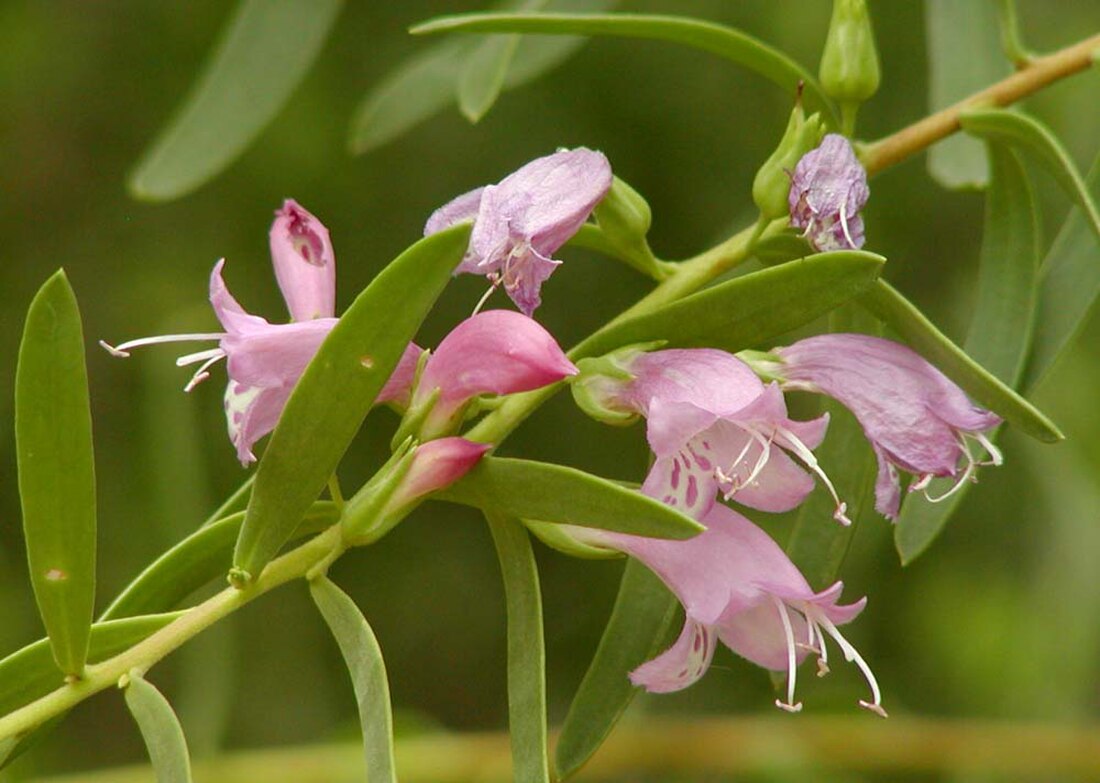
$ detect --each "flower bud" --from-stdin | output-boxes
[819,0,881,106]
[594,175,652,244]
[752,98,825,221]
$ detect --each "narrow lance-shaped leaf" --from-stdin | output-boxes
[960,108,1100,244]
[859,279,1060,444]
[1026,152,1100,389]
[486,512,550,783]
[309,577,397,783]
[410,13,838,125]
[15,270,97,677]
[458,0,548,123]
[576,251,884,359]
[924,0,1007,189]
[129,0,344,200]
[554,559,677,781]
[123,671,194,783]
[234,225,470,580]
[895,143,1041,563]
[436,457,703,539]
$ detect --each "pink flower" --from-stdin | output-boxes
[102,201,406,466]
[773,333,1003,519]
[570,503,885,716]
[424,148,613,315]
[574,348,850,524]
[408,309,579,438]
[788,134,869,251]
[386,437,491,514]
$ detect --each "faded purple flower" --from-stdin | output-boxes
[411,309,579,438]
[575,348,850,524]
[773,333,1003,519]
[570,502,885,716]
[424,148,613,315]
[788,134,869,252]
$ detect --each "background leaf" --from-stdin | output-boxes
[577,251,884,358]
[894,142,1040,564]
[1026,153,1100,389]
[553,559,677,781]
[128,0,344,200]
[486,512,549,783]
[234,225,469,580]
[123,672,193,783]
[411,12,838,124]
[309,577,397,783]
[15,270,97,677]
[924,0,1008,189]
[436,457,702,539]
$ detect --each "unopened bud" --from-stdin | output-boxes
[819,0,881,105]
[753,96,825,221]
[571,342,662,426]
[594,176,652,241]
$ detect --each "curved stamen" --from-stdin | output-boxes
[973,432,1004,466]
[471,280,499,317]
[776,425,851,525]
[814,612,887,718]
[176,347,225,367]
[183,353,226,392]
[98,333,226,358]
[839,198,856,249]
[772,596,803,714]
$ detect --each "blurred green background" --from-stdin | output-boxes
[1,1,1098,780]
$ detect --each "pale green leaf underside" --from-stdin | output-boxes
[15,270,97,677]
[129,0,344,200]
[310,577,397,783]
[124,672,194,783]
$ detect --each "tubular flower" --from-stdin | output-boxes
[101,200,406,466]
[788,134,869,252]
[424,147,613,315]
[570,503,885,716]
[408,309,579,439]
[574,348,850,524]
[772,333,1003,519]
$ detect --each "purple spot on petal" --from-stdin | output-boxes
[693,633,702,653]
[670,458,682,490]
[233,411,243,424]
[686,475,698,508]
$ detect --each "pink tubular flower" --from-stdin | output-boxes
[575,348,850,524]
[773,333,1003,519]
[102,201,389,466]
[571,503,885,716]
[409,309,579,438]
[788,134,869,252]
[424,147,613,315]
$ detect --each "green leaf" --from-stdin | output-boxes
[486,512,549,783]
[234,225,470,580]
[0,613,182,720]
[411,13,838,125]
[924,0,1007,189]
[123,671,193,783]
[1026,153,1100,389]
[101,503,338,621]
[895,143,1041,564]
[458,33,523,123]
[15,270,97,677]
[859,279,1060,443]
[577,251,884,358]
[960,108,1100,244]
[436,457,702,539]
[129,0,343,200]
[554,559,677,780]
[309,577,396,783]
[200,476,254,529]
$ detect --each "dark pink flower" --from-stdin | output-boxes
[424,148,613,315]
[773,333,1002,519]
[788,134,869,252]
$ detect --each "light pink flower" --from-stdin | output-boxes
[410,309,579,438]
[576,348,850,524]
[386,437,492,514]
[571,503,885,716]
[788,134,869,252]
[424,148,613,315]
[773,333,1003,519]
[102,201,407,466]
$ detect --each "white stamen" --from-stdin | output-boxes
[908,473,933,493]
[839,198,856,249]
[776,425,852,525]
[973,432,1004,466]
[718,428,774,499]
[814,612,887,718]
[923,461,975,504]
[471,281,498,317]
[772,596,803,714]
[183,353,226,392]
[175,347,225,367]
[98,333,225,358]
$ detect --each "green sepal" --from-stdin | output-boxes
[753,103,824,220]
[590,176,664,278]
[341,439,418,545]
[570,341,663,426]
[523,519,623,560]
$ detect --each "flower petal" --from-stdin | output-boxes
[377,343,424,409]
[224,382,291,466]
[209,260,271,335]
[221,317,337,388]
[629,618,716,694]
[269,199,336,321]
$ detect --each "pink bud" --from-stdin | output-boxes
[388,437,491,510]
[269,199,336,322]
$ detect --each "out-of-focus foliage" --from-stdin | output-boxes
[1,1,1098,780]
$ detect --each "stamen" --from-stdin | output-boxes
[839,198,856,249]
[814,612,887,718]
[183,353,226,392]
[973,432,1004,466]
[908,474,933,493]
[98,333,225,358]
[776,425,851,525]
[923,462,975,504]
[176,348,225,367]
[471,280,499,317]
[772,596,803,714]
[718,428,774,500]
